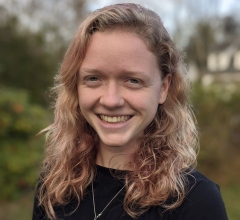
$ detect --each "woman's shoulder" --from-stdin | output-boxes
[164,170,228,220]
[187,169,220,192]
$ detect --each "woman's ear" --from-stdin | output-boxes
[158,74,172,104]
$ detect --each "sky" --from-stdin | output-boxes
[89,0,240,15]
[86,0,240,35]
[0,0,239,42]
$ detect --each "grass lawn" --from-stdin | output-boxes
[0,191,34,220]
[221,186,240,220]
[0,186,239,219]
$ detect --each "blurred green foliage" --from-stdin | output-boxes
[191,83,240,185]
[0,15,58,106]
[0,86,50,200]
[0,12,56,201]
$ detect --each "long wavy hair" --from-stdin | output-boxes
[38,3,199,219]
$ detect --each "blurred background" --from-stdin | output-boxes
[0,0,239,219]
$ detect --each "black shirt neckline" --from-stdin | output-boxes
[95,164,129,181]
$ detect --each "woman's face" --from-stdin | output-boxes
[78,30,170,151]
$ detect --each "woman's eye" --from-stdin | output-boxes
[87,76,99,81]
[125,78,143,88]
[83,76,101,86]
[129,78,139,84]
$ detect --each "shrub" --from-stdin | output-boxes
[0,86,51,200]
[191,83,240,185]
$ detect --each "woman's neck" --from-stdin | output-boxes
[96,143,137,170]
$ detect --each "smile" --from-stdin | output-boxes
[99,115,131,123]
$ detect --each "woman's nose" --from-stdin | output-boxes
[99,83,124,109]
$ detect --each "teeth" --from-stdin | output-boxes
[100,115,130,123]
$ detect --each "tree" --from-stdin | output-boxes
[185,21,216,77]
[222,15,240,42]
[0,13,58,106]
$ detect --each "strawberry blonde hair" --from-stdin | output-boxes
[37,3,199,219]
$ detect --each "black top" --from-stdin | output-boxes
[32,165,228,220]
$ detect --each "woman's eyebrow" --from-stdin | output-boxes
[79,68,102,75]
[79,67,150,79]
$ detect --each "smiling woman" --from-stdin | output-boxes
[78,31,170,155]
[32,3,228,220]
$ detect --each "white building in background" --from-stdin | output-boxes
[202,38,240,86]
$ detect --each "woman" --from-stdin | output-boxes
[32,3,228,220]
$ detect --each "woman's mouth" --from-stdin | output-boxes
[99,114,131,123]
